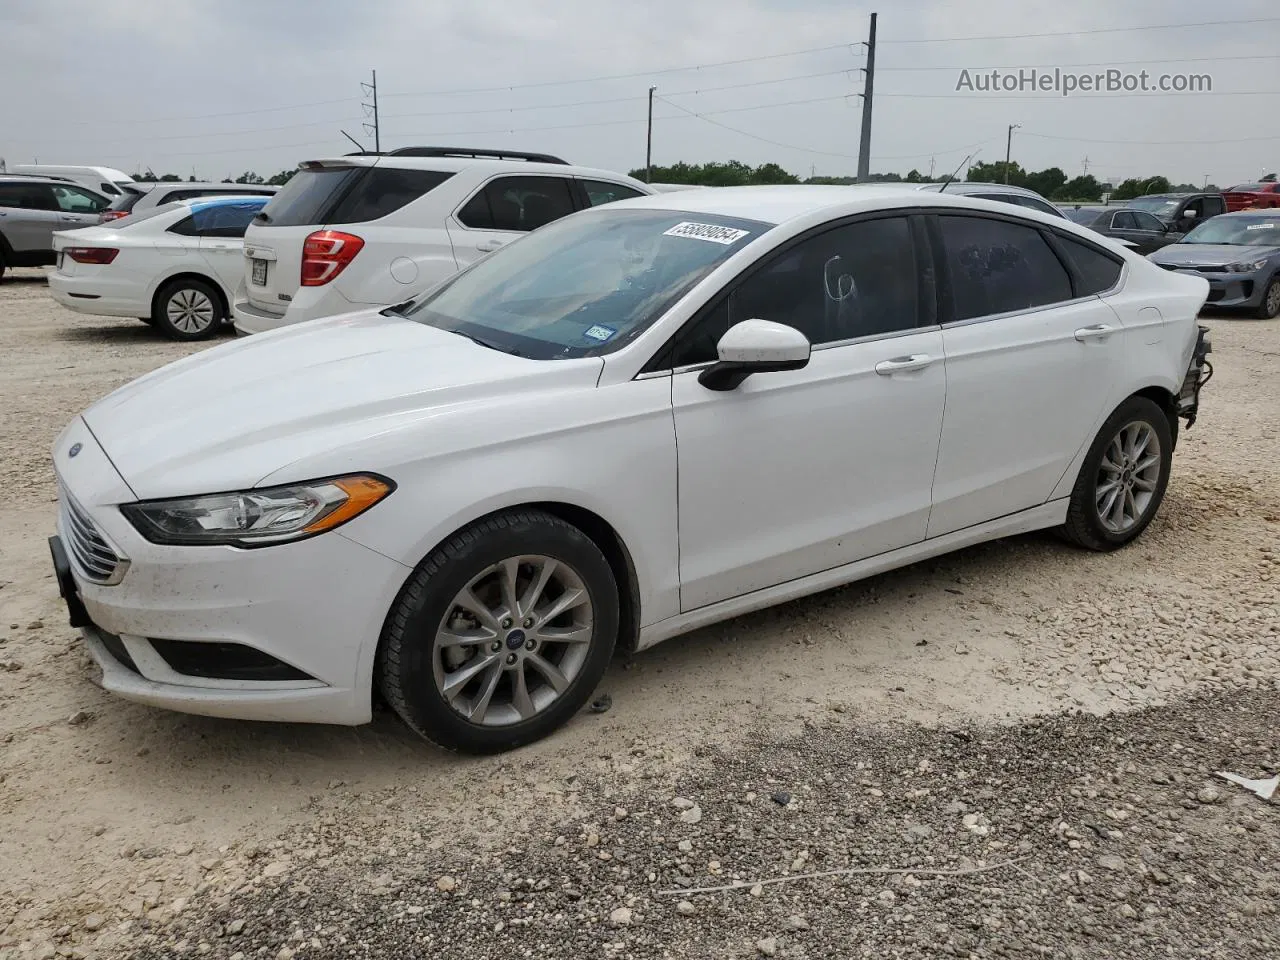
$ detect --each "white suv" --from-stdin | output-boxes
[232,147,655,333]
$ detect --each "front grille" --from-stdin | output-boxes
[58,484,125,585]
[1159,263,1220,274]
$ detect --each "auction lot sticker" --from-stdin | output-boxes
[663,221,751,244]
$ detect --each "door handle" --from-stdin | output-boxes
[476,239,507,253]
[1074,324,1114,342]
[875,354,934,375]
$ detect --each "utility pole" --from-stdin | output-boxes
[361,70,381,153]
[1203,173,1210,188]
[645,86,656,182]
[928,157,935,179]
[856,12,877,182]
[1082,156,1090,176]
[1004,123,1021,183]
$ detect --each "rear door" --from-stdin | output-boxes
[447,174,577,268]
[927,212,1126,538]
[0,182,62,254]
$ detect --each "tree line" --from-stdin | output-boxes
[631,161,1223,202]
[129,170,296,186]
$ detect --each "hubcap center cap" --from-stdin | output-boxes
[505,629,527,651]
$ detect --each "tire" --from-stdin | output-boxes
[151,278,224,341]
[1060,396,1173,552]
[377,509,619,754]
[1255,276,1280,320]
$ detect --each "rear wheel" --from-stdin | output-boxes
[1256,276,1280,320]
[1060,396,1173,551]
[377,510,619,754]
[152,278,224,340]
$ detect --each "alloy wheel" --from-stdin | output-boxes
[1095,421,1162,533]
[432,555,594,727]
[166,288,216,334]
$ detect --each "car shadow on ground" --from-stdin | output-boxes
[0,275,49,286]
[53,322,236,344]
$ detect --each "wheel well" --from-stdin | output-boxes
[526,502,642,656]
[151,273,228,320]
[0,230,12,261]
[1132,386,1179,447]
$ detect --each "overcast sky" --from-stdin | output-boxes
[1,0,1276,187]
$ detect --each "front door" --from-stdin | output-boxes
[668,215,947,611]
[928,213,1125,538]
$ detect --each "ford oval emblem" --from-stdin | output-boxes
[68,443,82,458]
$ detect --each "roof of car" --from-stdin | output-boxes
[914,181,1046,198]
[0,173,74,184]
[609,183,1047,226]
[140,181,279,191]
[304,155,649,187]
[1212,209,1280,220]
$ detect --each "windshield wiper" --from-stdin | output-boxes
[457,331,522,357]
[380,299,415,317]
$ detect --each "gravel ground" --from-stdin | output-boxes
[0,269,1277,959]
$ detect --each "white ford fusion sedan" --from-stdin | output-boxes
[50,186,1212,753]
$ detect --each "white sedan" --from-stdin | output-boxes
[49,195,269,340]
[50,186,1212,753]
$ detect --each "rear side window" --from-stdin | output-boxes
[0,183,57,210]
[938,215,1073,321]
[581,180,646,207]
[327,168,454,224]
[1055,234,1123,296]
[170,201,266,238]
[457,176,576,231]
[1011,195,1064,218]
[255,167,362,226]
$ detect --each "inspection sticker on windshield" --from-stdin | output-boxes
[583,324,617,342]
[663,221,751,244]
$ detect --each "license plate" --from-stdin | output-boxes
[251,258,267,286]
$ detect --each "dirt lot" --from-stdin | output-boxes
[1,267,1277,959]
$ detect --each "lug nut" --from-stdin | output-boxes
[525,639,537,651]
[523,617,534,628]
[506,653,518,666]
[501,617,513,629]
[490,641,501,652]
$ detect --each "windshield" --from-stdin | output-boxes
[1179,216,1280,245]
[401,209,769,359]
[1126,197,1181,216]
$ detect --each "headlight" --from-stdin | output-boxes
[121,474,394,547]
[1227,259,1268,273]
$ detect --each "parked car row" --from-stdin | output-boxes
[50,183,1214,752]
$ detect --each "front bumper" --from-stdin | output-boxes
[50,424,410,725]
[1157,266,1265,308]
[233,286,362,334]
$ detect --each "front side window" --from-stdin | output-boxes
[457,176,576,231]
[670,216,923,367]
[581,179,646,207]
[403,209,767,359]
[1112,211,1138,230]
[938,215,1073,321]
[53,185,108,212]
[1202,196,1226,217]
[1133,211,1165,232]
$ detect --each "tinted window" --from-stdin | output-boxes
[671,216,921,367]
[457,176,576,231]
[1202,196,1226,217]
[255,167,361,227]
[0,183,57,210]
[1133,211,1165,232]
[939,215,1073,321]
[581,179,646,207]
[170,200,267,238]
[1012,195,1064,218]
[404,209,766,360]
[327,168,454,224]
[1056,235,1123,296]
[1112,211,1138,230]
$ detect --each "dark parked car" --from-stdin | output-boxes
[1065,205,1181,254]
[1149,211,1280,319]
[1125,192,1226,235]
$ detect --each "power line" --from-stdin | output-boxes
[877,17,1280,44]
[655,95,859,160]
[57,97,360,127]
[382,43,860,99]
[875,53,1280,71]
[1021,131,1280,146]
[35,115,366,146]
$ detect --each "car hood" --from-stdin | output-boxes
[81,310,604,499]
[1150,243,1280,267]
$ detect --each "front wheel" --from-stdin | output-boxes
[152,278,224,340]
[1060,396,1173,552]
[377,510,619,754]
[1256,276,1280,320]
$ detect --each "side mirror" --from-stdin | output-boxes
[697,319,810,391]
[1182,209,1198,220]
